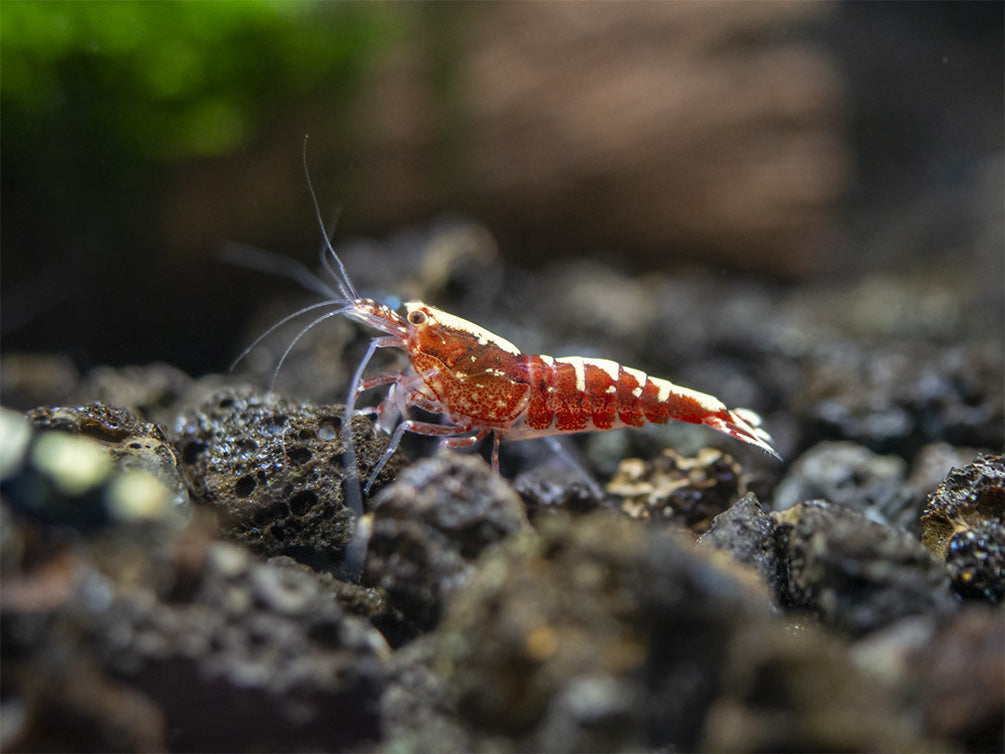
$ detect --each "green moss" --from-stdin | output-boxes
[1,0,407,162]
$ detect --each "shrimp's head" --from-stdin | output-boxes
[402,302,529,423]
[403,303,520,365]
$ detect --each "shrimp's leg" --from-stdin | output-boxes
[352,374,407,434]
[439,427,494,467]
[445,430,500,471]
[364,419,477,493]
[439,427,491,451]
[342,336,401,519]
[338,338,411,583]
[356,371,402,394]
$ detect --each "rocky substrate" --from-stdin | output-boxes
[2,228,1003,752]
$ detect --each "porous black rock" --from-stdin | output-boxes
[773,441,920,529]
[426,512,767,752]
[773,500,957,635]
[172,386,401,571]
[90,543,389,752]
[702,618,942,753]
[364,452,528,632]
[698,492,780,593]
[3,403,189,530]
[74,362,195,428]
[606,448,747,533]
[944,521,1005,603]
[917,607,1005,751]
[798,343,1003,456]
[921,453,1005,603]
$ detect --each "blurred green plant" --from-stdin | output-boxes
[1,0,405,163]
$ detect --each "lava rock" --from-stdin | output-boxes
[797,343,1003,456]
[909,443,982,497]
[25,404,186,500]
[512,450,606,520]
[75,362,195,428]
[88,542,388,752]
[172,386,401,572]
[364,452,528,632]
[701,619,942,753]
[2,504,391,752]
[698,492,780,593]
[2,404,189,531]
[380,636,471,753]
[9,654,168,752]
[773,500,956,635]
[921,453,1005,603]
[773,441,920,529]
[917,607,1005,752]
[921,453,1004,558]
[606,448,746,533]
[944,521,1005,603]
[423,512,768,752]
[275,556,416,649]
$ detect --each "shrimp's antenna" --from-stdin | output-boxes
[300,135,367,576]
[317,206,344,288]
[268,306,352,387]
[228,300,348,372]
[221,242,338,299]
[302,135,359,302]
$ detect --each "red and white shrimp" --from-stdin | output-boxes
[340,299,779,488]
[236,143,779,511]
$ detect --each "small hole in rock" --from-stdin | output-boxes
[287,446,312,465]
[182,442,205,465]
[289,489,319,516]
[235,475,257,498]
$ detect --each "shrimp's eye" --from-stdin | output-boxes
[407,309,428,326]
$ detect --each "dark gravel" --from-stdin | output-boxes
[1,216,1002,752]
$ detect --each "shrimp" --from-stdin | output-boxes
[235,140,779,513]
[351,302,779,485]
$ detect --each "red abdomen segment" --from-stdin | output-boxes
[515,355,778,457]
[522,356,713,432]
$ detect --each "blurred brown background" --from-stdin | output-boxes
[2,1,1002,375]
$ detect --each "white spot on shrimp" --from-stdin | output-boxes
[571,358,586,393]
[585,358,621,383]
[676,384,725,412]
[656,379,673,403]
[632,387,642,398]
[621,367,647,387]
